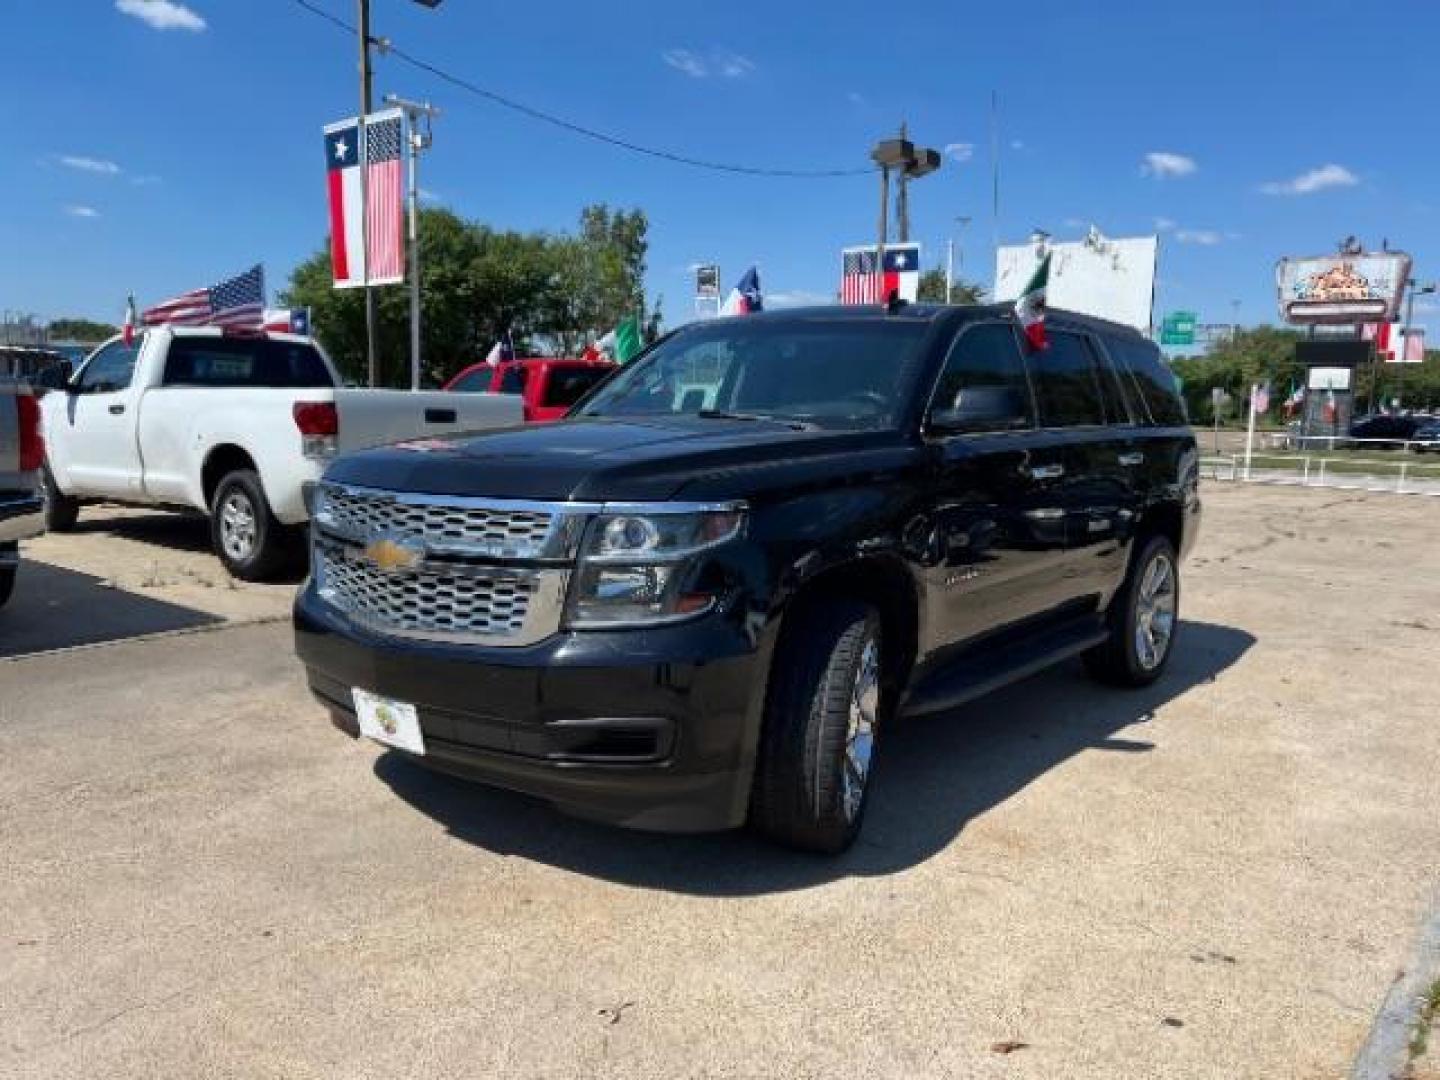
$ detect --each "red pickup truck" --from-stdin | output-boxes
[444,357,616,423]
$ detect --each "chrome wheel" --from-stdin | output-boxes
[841,635,880,822]
[1134,551,1177,671]
[219,489,258,562]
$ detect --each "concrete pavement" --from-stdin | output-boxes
[2,486,1439,1077]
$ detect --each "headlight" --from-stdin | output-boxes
[566,504,745,627]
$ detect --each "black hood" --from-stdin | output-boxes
[323,417,906,502]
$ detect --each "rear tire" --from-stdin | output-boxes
[40,463,80,533]
[1085,534,1180,688]
[750,599,884,854]
[210,469,287,582]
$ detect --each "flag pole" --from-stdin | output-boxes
[1244,384,1258,480]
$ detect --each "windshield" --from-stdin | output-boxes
[575,319,930,430]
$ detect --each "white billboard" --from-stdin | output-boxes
[994,231,1158,334]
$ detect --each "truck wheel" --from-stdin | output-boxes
[1084,534,1180,688]
[211,470,286,582]
[750,598,884,854]
[41,463,80,533]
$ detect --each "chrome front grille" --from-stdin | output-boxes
[317,547,544,639]
[312,484,595,646]
[320,486,560,558]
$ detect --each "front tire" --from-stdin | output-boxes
[210,469,287,582]
[40,463,80,533]
[750,599,884,853]
[1085,534,1180,687]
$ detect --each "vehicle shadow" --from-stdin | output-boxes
[374,620,1255,896]
[72,509,216,555]
[71,510,307,584]
[0,561,223,658]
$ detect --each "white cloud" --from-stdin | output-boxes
[1175,228,1222,245]
[1154,216,1177,232]
[847,91,865,105]
[59,155,121,175]
[1063,217,1088,229]
[1259,163,1358,196]
[64,205,100,219]
[418,188,442,203]
[1010,139,1025,151]
[944,142,974,163]
[714,50,754,78]
[130,174,162,186]
[1141,151,1197,179]
[663,49,708,77]
[663,47,754,79]
[116,0,206,32]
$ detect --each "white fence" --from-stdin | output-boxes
[1203,441,1440,497]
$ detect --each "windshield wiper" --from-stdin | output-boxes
[696,409,814,430]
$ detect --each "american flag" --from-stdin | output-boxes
[362,114,405,282]
[840,244,920,304]
[142,264,266,330]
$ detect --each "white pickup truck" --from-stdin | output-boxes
[41,327,522,580]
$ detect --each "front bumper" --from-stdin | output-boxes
[0,491,43,545]
[293,584,775,832]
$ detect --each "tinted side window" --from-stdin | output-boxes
[543,368,611,408]
[448,369,493,393]
[1031,331,1105,427]
[929,323,1034,432]
[1091,336,1141,425]
[1109,338,1187,425]
[499,366,527,394]
[77,341,141,393]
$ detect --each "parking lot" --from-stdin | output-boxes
[2,484,1438,1078]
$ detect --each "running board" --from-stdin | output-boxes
[900,617,1109,719]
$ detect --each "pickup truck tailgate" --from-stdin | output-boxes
[333,389,523,452]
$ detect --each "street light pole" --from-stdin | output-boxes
[1398,278,1435,408]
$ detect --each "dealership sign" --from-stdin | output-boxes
[1275,252,1411,324]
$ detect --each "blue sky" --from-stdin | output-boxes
[3,0,1436,339]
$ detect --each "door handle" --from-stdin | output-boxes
[1024,463,1065,480]
[1117,451,1145,467]
[108,403,126,415]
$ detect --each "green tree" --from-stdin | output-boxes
[47,317,118,342]
[281,204,657,386]
[916,268,986,304]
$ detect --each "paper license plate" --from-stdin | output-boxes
[352,689,425,755]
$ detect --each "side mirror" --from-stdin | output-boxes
[930,385,1028,433]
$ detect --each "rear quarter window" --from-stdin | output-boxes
[162,337,333,389]
[1108,337,1188,426]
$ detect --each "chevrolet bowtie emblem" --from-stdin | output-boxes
[364,535,424,573]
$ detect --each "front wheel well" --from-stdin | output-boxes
[1137,500,1183,554]
[201,445,259,510]
[779,558,919,714]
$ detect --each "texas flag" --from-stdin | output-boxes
[721,266,763,315]
[324,110,405,289]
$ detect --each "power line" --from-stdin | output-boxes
[292,0,874,179]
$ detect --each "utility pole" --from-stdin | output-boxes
[358,0,377,387]
[896,121,910,243]
[876,164,891,299]
[385,95,439,391]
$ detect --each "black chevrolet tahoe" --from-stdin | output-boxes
[294,304,1200,853]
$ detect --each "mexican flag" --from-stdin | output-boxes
[614,315,642,364]
[1015,252,1051,350]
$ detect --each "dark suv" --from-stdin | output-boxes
[294,304,1200,852]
